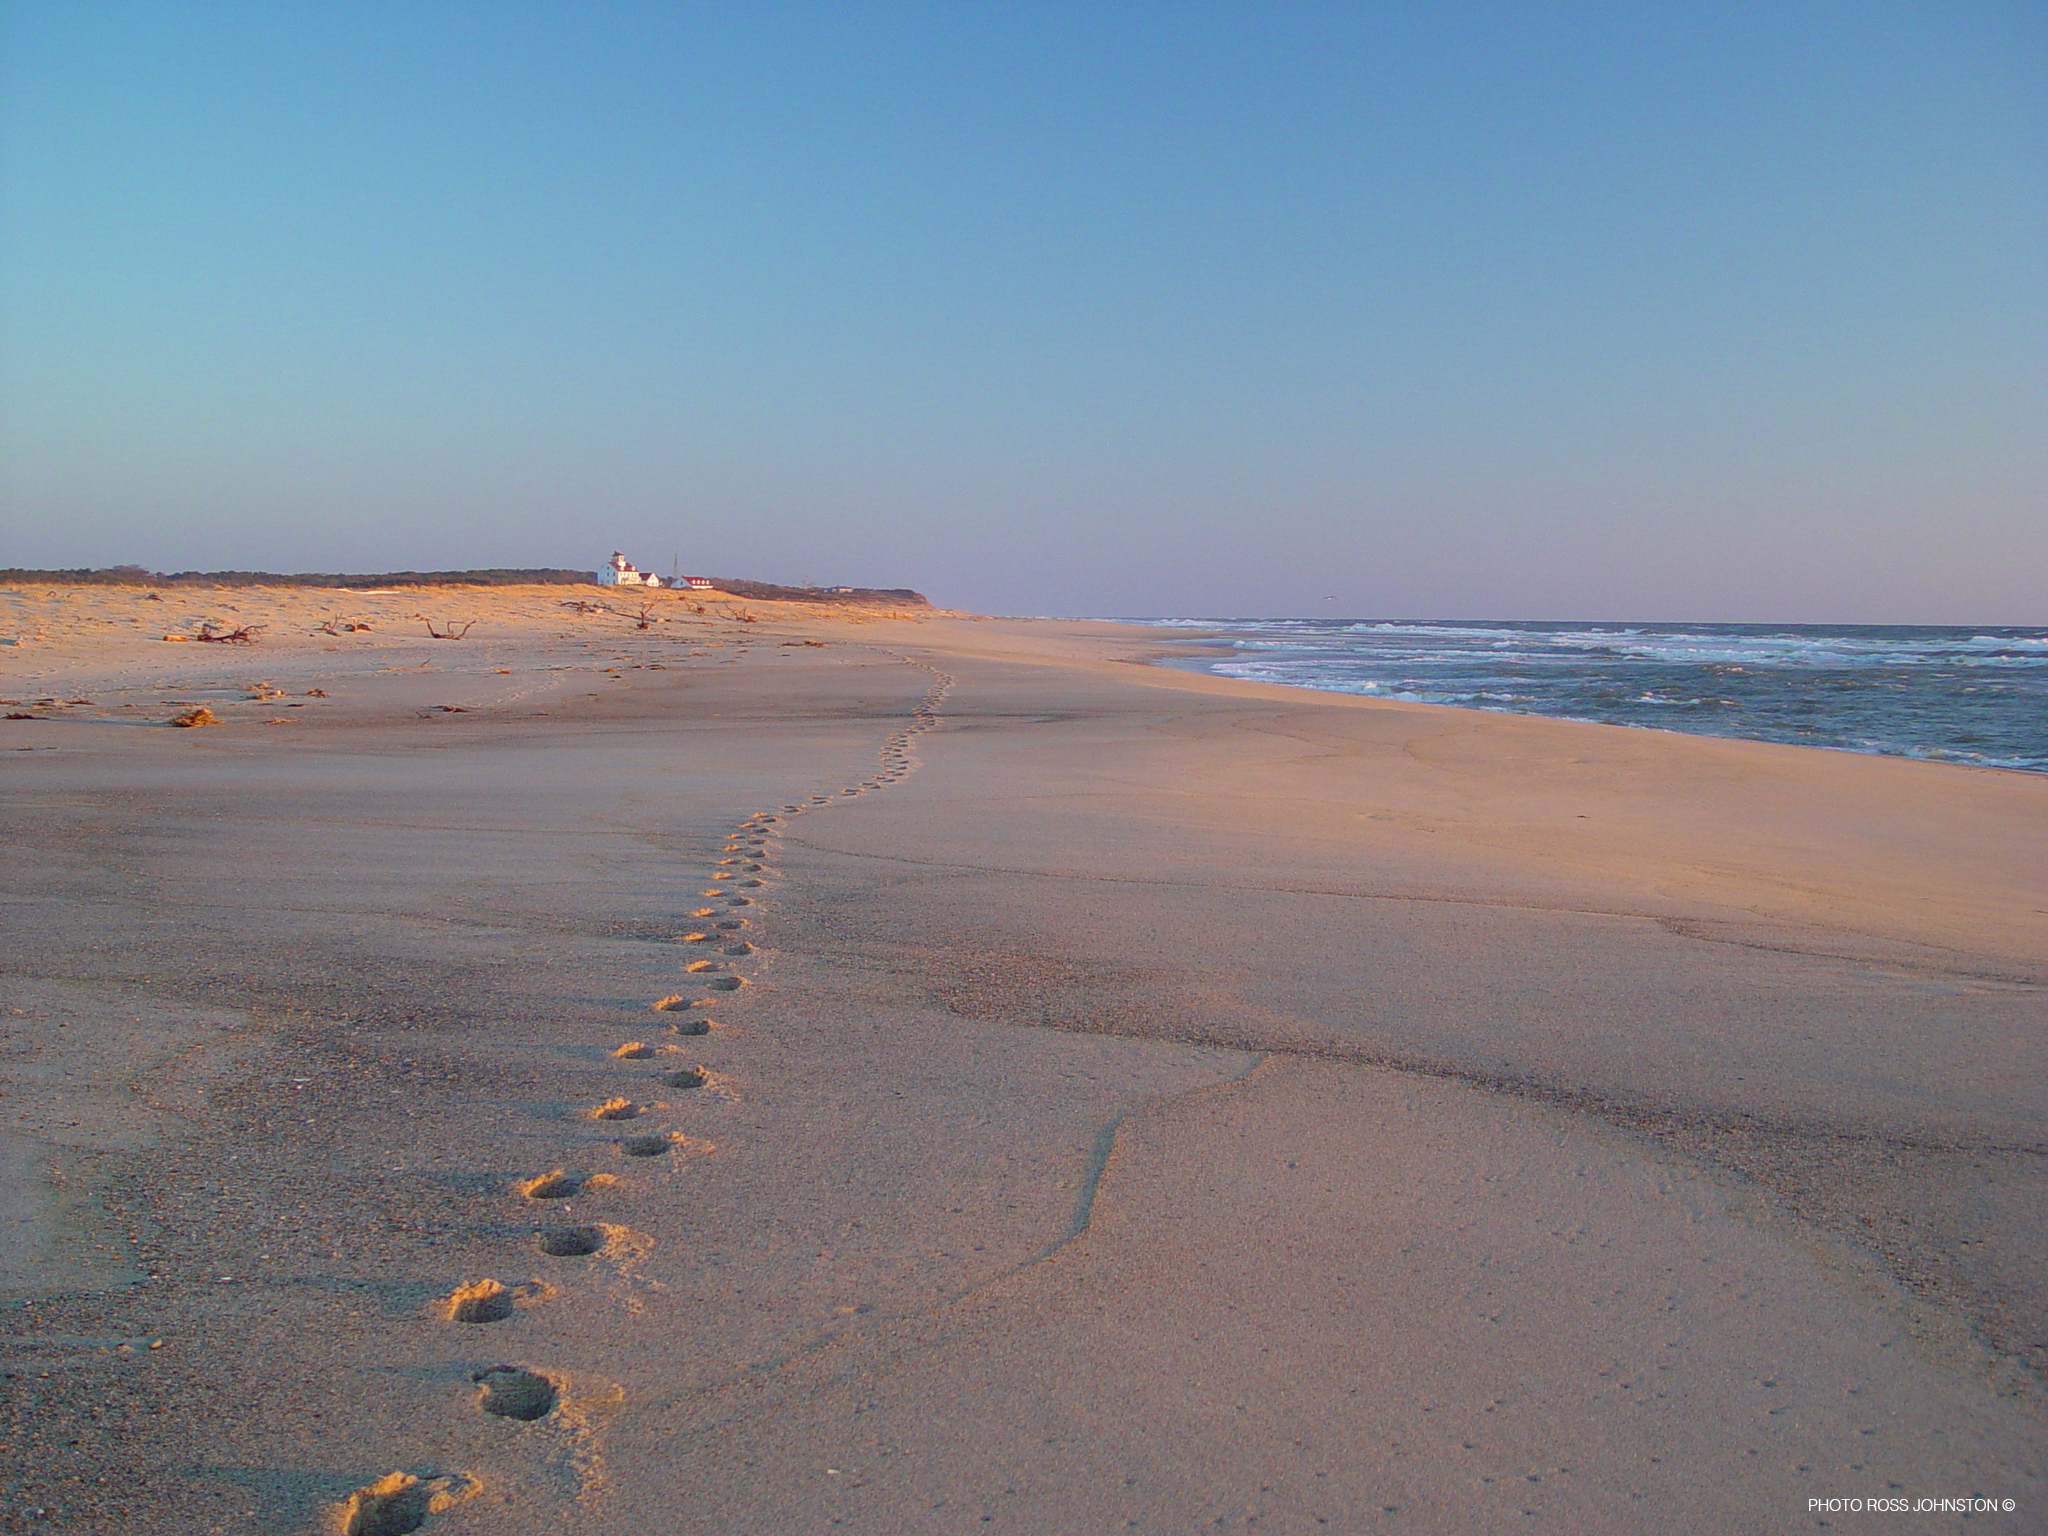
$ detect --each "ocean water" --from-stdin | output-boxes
[1135,619,2048,775]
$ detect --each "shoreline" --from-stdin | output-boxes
[1151,646,2048,782]
[3,590,2043,1533]
[1122,614,2048,779]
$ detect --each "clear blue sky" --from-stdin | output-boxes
[2,1,2042,619]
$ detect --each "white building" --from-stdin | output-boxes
[597,552,662,588]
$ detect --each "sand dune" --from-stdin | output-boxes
[1,587,2040,1533]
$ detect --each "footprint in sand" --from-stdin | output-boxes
[612,1041,669,1058]
[473,1365,559,1421]
[518,1169,618,1200]
[656,1066,707,1089]
[334,1470,481,1536]
[680,931,716,944]
[715,918,747,930]
[443,1277,551,1323]
[721,942,753,955]
[683,959,722,974]
[587,1097,641,1120]
[724,897,752,908]
[664,1017,712,1036]
[535,1225,605,1257]
[703,975,745,991]
[623,1130,713,1159]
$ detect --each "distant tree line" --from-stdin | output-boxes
[0,566,600,588]
[706,578,929,606]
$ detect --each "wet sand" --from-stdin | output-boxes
[2,585,2043,1534]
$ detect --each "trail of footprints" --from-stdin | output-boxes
[335,655,955,1535]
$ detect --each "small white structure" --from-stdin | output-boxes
[680,575,715,590]
[597,551,662,588]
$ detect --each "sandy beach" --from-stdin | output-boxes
[2,582,2043,1535]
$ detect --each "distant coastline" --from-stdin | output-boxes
[1,565,931,606]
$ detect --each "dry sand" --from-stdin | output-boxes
[1,584,2042,1534]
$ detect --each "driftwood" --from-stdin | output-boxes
[425,619,477,640]
[195,624,262,644]
[560,599,603,615]
[631,603,659,630]
[314,616,373,634]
